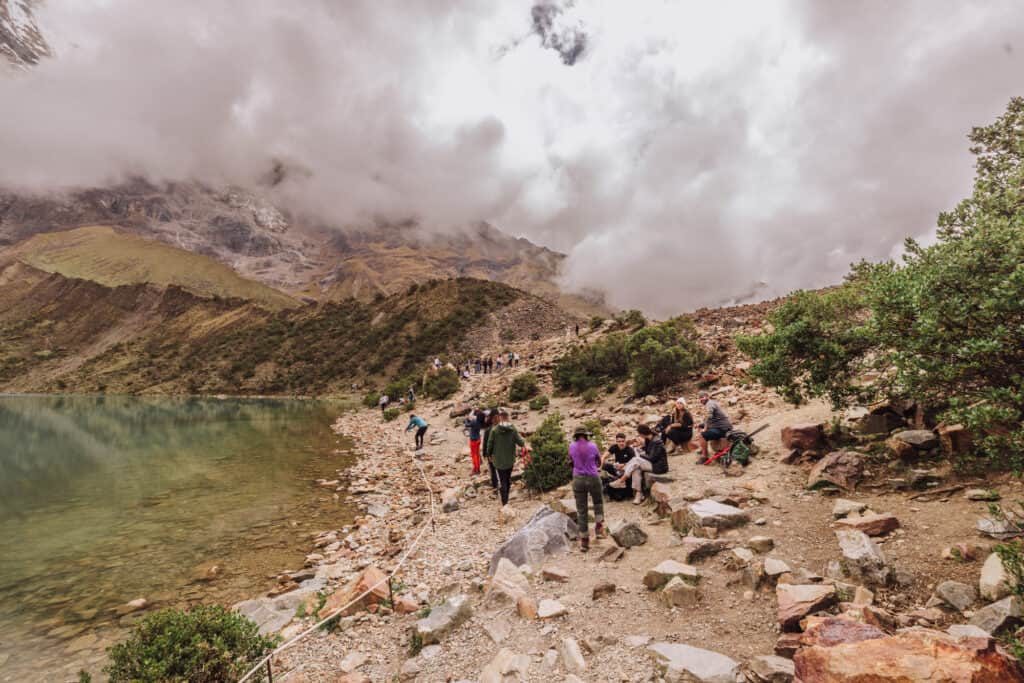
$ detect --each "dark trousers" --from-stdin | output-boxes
[414,426,427,449]
[572,474,604,536]
[666,427,693,447]
[487,458,499,489]
[497,467,513,505]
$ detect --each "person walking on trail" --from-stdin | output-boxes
[481,411,500,491]
[697,390,733,464]
[466,407,486,476]
[483,410,524,506]
[379,394,390,416]
[405,413,429,450]
[610,424,667,505]
[407,385,415,404]
[569,425,604,551]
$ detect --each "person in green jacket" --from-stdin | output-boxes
[483,409,524,506]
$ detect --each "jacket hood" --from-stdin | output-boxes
[494,423,516,432]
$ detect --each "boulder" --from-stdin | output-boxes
[776,584,837,631]
[794,627,1024,682]
[947,624,991,640]
[681,536,731,564]
[781,423,825,451]
[966,488,1000,501]
[415,594,472,645]
[934,580,977,613]
[980,552,1015,601]
[322,566,390,617]
[969,595,1024,634]
[559,637,587,674]
[592,580,616,600]
[479,648,531,683]
[745,654,795,682]
[835,513,900,536]
[485,558,531,606]
[610,519,648,548]
[799,616,886,648]
[441,488,461,512]
[647,642,740,683]
[832,499,867,519]
[684,499,750,532]
[643,560,700,590]
[886,430,939,458]
[835,529,893,586]
[488,506,578,574]
[448,404,472,418]
[807,451,864,491]
[549,497,578,522]
[537,599,567,619]
[660,576,700,607]
[748,536,775,553]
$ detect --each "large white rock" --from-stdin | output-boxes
[685,499,750,531]
[980,552,1015,602]
[415,594,472,645]
[835,529,893,586]
[648,642,740,683]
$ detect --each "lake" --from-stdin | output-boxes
[0,395,355,682]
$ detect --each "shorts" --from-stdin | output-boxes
[701,427,728,441]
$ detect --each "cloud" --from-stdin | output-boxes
[1,0,1022,316]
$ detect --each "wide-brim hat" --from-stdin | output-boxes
[572,425,591,439]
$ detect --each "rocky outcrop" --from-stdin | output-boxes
[776,584,837,631]
[780,423,825,451]
[807,451,864,491]
[488,505,578,574]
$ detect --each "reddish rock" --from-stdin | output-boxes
[781,423,825,451]
[835,513,901,536]
[322,566,390,616]
[394,595,419,614]
[794,627,1024,682]
[777,584,837,631]
[807,451,864,491]
[800,616,886,648]
[775,632,803,658]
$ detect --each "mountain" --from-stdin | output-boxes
[0,0,48,69]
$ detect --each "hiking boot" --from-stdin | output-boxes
[580,535,590,552]
[609,478,627,489]
[632,492,647,505]
[594,522,607,539]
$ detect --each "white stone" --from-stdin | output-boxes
[648,642,740,683]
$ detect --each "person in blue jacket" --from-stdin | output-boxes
[405,414,429,450]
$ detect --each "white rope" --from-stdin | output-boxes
[237,442,437,683]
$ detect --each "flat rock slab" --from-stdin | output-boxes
[644,560,700,590]
[970,595,1024,634]
[835,513,900,536]
[832,499,867,519]
[648,642,740,683]
[746,654,795,683]
[489,505,578,574]
[934,580,977,613]
[685,499,750,531]
[415,594,472,645]
[776,584,837,631]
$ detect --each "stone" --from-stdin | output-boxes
[727,547,756,570]
[681,536,731,563]
[934,580,977,613]
[976,515,1023,540]
[857,409,904,435]
[799,616,886,648]
[980,552,1015,601]
[485,558,531,606]
[610,519,648,548]
[746,654,795,682]
[322,566,390,617]
[592,580,616,600]
[969,595,1024,634]
[415,594,472,645]
[541,566,569,583]
[835,529,893,586]
[114,598,148,616]
[764,557,792,578]
[684,499,750,532]
[748,536,775,553]
[966,488,1000,502]
[643,560,700,590]
[537,599,567,619]
[938,423,973,456]
[394,595,419,614]
[832,499,867,519]
[650,482,674,515]
[774,633,803,659]
[835,513,900,536]
[483,617,512,644]
[647,642,740,683]
[776,584,837,631]
[598,546,625,563]
[441,487,461,512]
[479,648,531,683]
[498,505,518,525]
[559,637,587,673]
[340,651,368,673]
[807,451,864,491]
[888,429,939,457]
[853,586,874,606]
[489,506,578,574]
[947,624,992,640]
[794,627,1024,682]
[549,497,578,522]
[399,658,420,681]
[516,595,537,619]
[660,576,700,607]
[781,423,825,451]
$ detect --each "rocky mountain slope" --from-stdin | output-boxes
[0,0,47,69]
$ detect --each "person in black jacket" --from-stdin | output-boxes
[664,398,694,453]
[609,424,667,504]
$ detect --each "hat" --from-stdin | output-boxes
[675,397,687,407]
[572,425,591,439]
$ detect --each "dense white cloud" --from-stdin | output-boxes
[2,0,1022,315]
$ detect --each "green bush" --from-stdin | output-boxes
[583,418,605,451]
[614,309,647,330]
[738,97,1024,469]
[626,317,704,395]
[553,332,630,393]
[581,388,598,404]
[509,372,540,402]
[104,605,278,683]
[424,368,460,400]
[528,395,550,411]
[523,412,572,492]
[362,392,381,409]
[383,407,402,421]
[589,315,605,329]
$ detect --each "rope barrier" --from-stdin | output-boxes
[237,441,437,683]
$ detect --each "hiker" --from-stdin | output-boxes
[474,358,481,374]
[602,433,638,501]
[574,323,580,336]
[513,352,520,367]
[697,390,733,464]
[483,410,524,506]
[482,411,499,491]
[569,425,605,551]
[407,385,416,404]
[379,393,390,415]
[487,357,493,373]
[496,357,504,371]
[610,424,667,504]
[405,413,429,450]
[663,398,694,453]
[466,408,485,475]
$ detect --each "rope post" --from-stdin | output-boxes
[388,576,394,607]
[265,659,273,683]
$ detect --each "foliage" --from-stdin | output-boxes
[583,418,605,450]
[589,315,605,329]
[424,368,460,400]
[994,540,1024,597]
[614,309,647,330]
[737,97,1024,469]
[523,411,572,492]
[508,372,540,402]
[625,317,704,395]
[581,388,598,404]
[104,605,278,683]
[383,407,402,421]
[362,392,381,409]
[553,332,630,393]
[528,394,550,411]
[78,672,92,683]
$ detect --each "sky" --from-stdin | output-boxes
[1,0,1022,316]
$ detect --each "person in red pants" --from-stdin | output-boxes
[465,408,486,475]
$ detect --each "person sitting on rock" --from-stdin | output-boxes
[663,397,694,453]
[404,413,429,450]
[697,390,733,464]
[569,425,605,551]
[610,424,667,505]
[483,410,525,506]
[602,433,638,501]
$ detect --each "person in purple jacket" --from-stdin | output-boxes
[569,425,605,551]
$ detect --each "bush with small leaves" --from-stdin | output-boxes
[509,372,540,402]
[523,412,571,492]
[383,407,402,421]
[528,395,550,411]
[424,368,460,400]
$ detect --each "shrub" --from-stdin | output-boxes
[625,317,704,395]
[104,605,278,683]
[614,309,646,330]
[583,418,605,450]
[383,407,402,421]
[553,332,630,393]
[528,395,550,411]
[581,388,598,404]
[589,315,605,329]
[509,372,540,402]
[738,97,1024,469]
[362,392,381,409]
[424,368,460,400]
[523,412,571,492]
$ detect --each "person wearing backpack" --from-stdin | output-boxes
[465,408,485,476]
[483,410,524,506]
